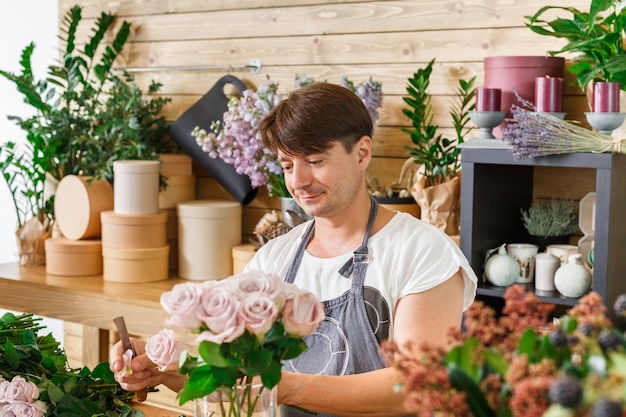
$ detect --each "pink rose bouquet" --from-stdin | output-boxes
[152,270,325,412]
[0,376,47,417]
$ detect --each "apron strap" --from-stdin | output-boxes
[337,196,378,278]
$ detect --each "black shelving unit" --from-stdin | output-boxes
[460,148,626,319]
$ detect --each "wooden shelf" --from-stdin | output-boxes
[460,148,626,318]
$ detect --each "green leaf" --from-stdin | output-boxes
[448,364,496,417]
[3,340,20,370]
[198,341,231,367]
[177,368,220,404]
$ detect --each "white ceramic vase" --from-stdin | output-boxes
[554,254,592,298]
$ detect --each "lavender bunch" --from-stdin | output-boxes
[502,105,626,160]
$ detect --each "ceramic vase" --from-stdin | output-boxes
[554,254,592,298]
[194,384,277,417]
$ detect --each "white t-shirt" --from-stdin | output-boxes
[246,212,478,332]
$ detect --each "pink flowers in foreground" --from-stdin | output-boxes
[145,329,185,372]
[0,376,47,417]
[152,270,325,370]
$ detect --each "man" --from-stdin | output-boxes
[110,82,477,417]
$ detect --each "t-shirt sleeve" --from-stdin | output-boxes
[395,221,477,311]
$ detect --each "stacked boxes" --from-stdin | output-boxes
[100,160,169,283]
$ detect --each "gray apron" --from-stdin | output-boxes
[281,197,387,417]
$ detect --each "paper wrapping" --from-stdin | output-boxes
[410,170,461,236]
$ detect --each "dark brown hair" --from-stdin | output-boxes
[259,82,373,156]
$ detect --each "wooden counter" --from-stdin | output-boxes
[0,262,188,365]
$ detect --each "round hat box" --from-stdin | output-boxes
[102,245,169,283]
[177,200,242,281]
[45,237,103,276]
[100,210,168,248]
[113,160,160,215]
[54,175,114,240]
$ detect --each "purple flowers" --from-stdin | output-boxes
[193,76,383,197]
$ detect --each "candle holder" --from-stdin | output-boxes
[585,112,626,136]
[469,111,506,139]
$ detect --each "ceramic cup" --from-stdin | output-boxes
[546,244,579,266]
[507,243,539,283]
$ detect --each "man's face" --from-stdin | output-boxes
[277,137,370,219]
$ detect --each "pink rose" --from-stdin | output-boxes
[160,281,205,329]
[0,400,46,417]
[282,290,325,337]
[238,292,279,336]
[0,376,39,403]
[195,281,245,344]
[229,270,284,301]
[145,329,185,371]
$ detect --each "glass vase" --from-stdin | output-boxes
[194,383,277,417]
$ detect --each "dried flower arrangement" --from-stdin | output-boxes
[503,104,626,160]
[384,285,626,417]
[521,199,580,238]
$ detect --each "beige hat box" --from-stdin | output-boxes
[102,245,169,283]
[232,243,256,275]
[46,175,113,276]
[45,237,103,276]
[113,160,160,215]
[54,175,114,241]
[177,200,242,281]
[100,210,168,249]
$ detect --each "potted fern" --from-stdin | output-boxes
[402,58,476,235]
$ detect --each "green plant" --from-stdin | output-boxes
[0,141,52,230]
[402,58,476,187]
[0,5,173,185]
[521,199,580,238]
[526,0,626,91]
[0,312,144,416]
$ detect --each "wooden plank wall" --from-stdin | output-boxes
[57,0,595,244]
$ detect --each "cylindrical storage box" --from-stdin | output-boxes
[232,243,256,275]
[159,153,193,177]
[45,237,103,276]
[54,175,114,240]
[178,200,242,280]
[159,175,196,209]
[113,160,160,215]
[102,245,169,283]
[100,210,168,248]
[484,56,565,136]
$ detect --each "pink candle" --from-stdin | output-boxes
[476,87,501,112]
[534,76,563,112]
[592,81,621,112]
